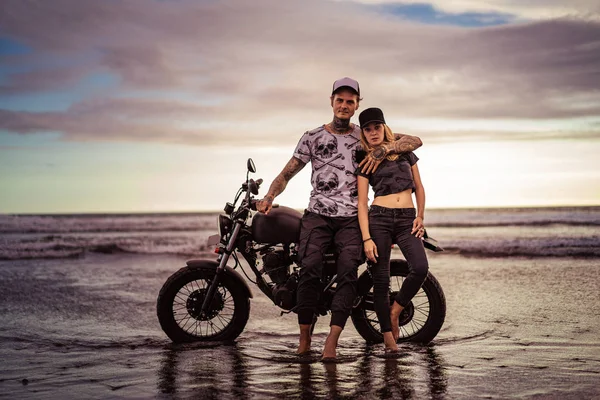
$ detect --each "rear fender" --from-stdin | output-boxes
[186,259,253,299]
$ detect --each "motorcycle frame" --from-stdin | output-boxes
[202,216,340,316]
[200,160,350,317]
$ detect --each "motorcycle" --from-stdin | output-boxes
[157,159,446,344]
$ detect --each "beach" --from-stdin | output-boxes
[0,208,599,399]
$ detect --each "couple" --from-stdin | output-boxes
[257,77,429,360]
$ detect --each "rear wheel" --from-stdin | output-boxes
[157,266,250,343]
[351,260,446,344]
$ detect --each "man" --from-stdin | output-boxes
[257,77,422,361]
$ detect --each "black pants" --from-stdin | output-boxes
[369,205,429,333]
[296,211,363,329]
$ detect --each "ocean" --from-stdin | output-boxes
[0,206,599,399]
[1,206,598,260]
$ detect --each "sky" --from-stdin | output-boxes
[0,0,599,213]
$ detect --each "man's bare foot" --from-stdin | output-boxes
[297,324,312,355]
[321,325,343,360]
[297,339,311,355]
[321,336,337,359]
[390,302,404,341]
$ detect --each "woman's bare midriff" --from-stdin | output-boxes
[371,188,414,209]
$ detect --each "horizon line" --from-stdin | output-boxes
[3,204,600,217]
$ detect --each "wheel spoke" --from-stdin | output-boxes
[174,293,189,304]
[172,305,187,313]
[170,277,238,339]
[208,320,216,335]
[414,308,430,318]
[179,315,194,332]
[354,271,440,342]
[214,314,228,330]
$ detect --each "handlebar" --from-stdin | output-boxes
[250,199,279,212]
[243,178,263,195]
[241,177,280,212]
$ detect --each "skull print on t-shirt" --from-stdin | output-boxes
[293,125,362,217]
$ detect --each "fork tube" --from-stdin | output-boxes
[201,221,243,313]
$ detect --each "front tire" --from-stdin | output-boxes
[157,265,250,343]
[351,260,446,344]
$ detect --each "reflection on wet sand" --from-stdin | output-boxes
[158,343,250,399]
[157,342,447,399]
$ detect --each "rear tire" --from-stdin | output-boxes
[157,266,250,343]
[351,260,446,344]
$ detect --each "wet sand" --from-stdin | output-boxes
[0,252,599,399]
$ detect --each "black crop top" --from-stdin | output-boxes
[355,150,419,197]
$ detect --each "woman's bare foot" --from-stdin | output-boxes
[383,331,398,352]
[390,302,404,341]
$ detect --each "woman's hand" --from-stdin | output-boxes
[411,216,425,238]
[364,238,379,263]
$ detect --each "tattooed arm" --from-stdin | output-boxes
[257,156,307,214]
[359,133,423,174]
[389,133,423,155]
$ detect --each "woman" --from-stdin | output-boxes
[355,107,428,353]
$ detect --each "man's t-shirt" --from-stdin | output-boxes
[293,124,362,217]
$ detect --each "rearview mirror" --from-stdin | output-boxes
[247,158,256,173]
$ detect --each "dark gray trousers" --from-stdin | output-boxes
[368,205,429,333]
[296,211,363,328]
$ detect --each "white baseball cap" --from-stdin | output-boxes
[332,77,360,96]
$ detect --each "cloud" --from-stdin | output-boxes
[0,0,599,146]
[342,0,600,20]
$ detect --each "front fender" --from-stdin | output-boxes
[186,259,253,299]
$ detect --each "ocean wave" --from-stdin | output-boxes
[434,235,600,258]
[441,246,600,258]
[428,220,600,228]
[0,234,216,260]
[0,213,218,234]
[2,237,598,260]
[0,333,170,350]
[2,208,599,260]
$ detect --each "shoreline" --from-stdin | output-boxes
[0,253,599,399]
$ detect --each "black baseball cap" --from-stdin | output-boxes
[359,107,386,128]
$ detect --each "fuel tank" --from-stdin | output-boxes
[251,206,302,244]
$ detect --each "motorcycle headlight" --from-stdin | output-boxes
[218,214,233,237]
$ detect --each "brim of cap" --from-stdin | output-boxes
[332,85,359,94]
[360,119,385,128]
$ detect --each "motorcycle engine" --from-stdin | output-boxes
[262,250,291,285]
[273,274,297,310]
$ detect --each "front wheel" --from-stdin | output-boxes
[351,260,446,344]
[157,265,250,343]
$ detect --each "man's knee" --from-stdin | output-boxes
[336,243,363,268]
[299,256,324,282]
